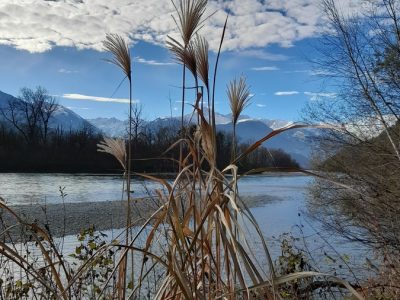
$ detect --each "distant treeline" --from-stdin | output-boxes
[0,122,299,173]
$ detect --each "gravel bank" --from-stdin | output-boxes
[1,194,279,240]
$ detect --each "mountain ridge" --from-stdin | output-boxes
[0,90,313,167]
[88,113,313,167]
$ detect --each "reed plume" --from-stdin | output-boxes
[97,138,127,171]
[166,37,197,80]
[103,34,132,80]
[171,0,208,47]
[193,34,210,118]
[193,35,209,90]
[227,76,252,161]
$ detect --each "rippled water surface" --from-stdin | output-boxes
[0,173,166,204]
[0,173,310,205]
[1,173,371,281]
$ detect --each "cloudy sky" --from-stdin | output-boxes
[0,0,361,121]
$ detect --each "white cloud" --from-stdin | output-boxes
[62,93,138,104]
[283,69,310,74]
[256,103,266,107]
[304,91,336,101]
[58,68,79,74]
[251,66,279,71]
[236,50,289,61]
[275,91,299,96]
[66,106,90,110]
[0,0,365,53]
[134,56,174,66]
[309,69,335,76]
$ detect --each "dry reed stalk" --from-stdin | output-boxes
[168,0,208,169]
[226,76,251,271]
[103,33,133,299]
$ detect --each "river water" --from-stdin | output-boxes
[0,172,308,205]
[0,173,372,282]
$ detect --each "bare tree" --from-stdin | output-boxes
[37,88,58,143]
[305,0,400,284]
[128,103,144,143]
[0,87,58,145]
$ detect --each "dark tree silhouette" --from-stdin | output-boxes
[0,87,58,145]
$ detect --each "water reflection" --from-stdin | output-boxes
[0,173,166,205]
[1,173,371,283]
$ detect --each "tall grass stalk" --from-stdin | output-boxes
[168,0,207,168]
[102,33,132,299]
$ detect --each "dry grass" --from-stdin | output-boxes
[167,0,209,168]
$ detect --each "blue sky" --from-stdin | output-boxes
[0,0,358,121]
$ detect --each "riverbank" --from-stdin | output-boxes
[1,194,279,240]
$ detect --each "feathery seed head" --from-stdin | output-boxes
[193,34,209,90]
[227,76,252,126]
[103,33,132,80]
[97,137,127,170]
[171,0,208,46]
[167,36,197,79]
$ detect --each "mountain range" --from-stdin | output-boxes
[88,113,317,167]
[0,90,316,167]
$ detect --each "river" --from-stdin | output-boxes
[0,172,372,282]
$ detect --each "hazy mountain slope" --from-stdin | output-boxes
[0,91,16,108]
[0,90,95,132]
[89,112,314,167]
[217,119,312,167]
[88,117,127,137]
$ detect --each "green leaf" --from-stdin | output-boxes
[127,281,134,289]
[89,241,97,250]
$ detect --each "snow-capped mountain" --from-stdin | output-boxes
[50,106,95,131]
[216,119,314,167]
[89,112,317,167]
[261,119,294,130]
[0,90,95,132]
[87,117,127,137]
